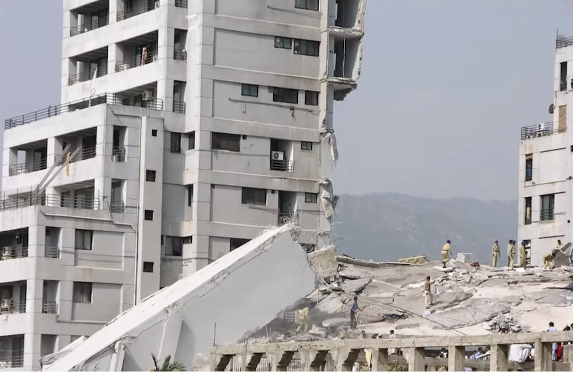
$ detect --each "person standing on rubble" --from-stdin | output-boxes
[296,304,311,333]
[545,322,558,360]
[349,296,361,330]
[441,240,452,268]
[519,241,527,269]
[492,240,500,267]
[424,276,434,309]
[508,240,515,269]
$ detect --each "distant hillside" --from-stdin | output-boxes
[331,193,517,264]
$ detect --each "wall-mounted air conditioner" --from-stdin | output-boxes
[142,90,155,100]
[1,246,13,260]
[272,151,285,161]
[0,299,10,311]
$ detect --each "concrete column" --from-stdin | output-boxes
[534,339,553,371]
[26,279,43,314]
[489,344,508,371]
[333,348,359,371]
[56,335,72,352]
[108,44,124,76]
[29,225,46,258]
[109,0,118,24]
[564,345,573,370]
[157,78,174,112]
[2,148,16,179]
[269,350,293,371]
[407,348,425,372]
[370,348,390,371]
[95,177,111,210]
[57,280,74,322]
[24,333,41,370]
[448,345,465,372]
[60,228,75,267]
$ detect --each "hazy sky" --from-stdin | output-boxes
[1,0,572,200]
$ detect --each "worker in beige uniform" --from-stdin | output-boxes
[518,241,527,269]
[508,240,515,269]
[424,276,434,309]
[545,240,563,269]
[441,240,452,268]
[492,240,500,267]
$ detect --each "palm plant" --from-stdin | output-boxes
[150,353,185,371]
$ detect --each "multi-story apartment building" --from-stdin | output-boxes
[517,34,573,267]
[0,0,365,370]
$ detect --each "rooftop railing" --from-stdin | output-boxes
[556,36,573,49]
[115,49,158,72]
[4,93,165,130]
[69,15,109,37]
[68,67,108,85]
[0,247,28,260]
[117,0,160,21]
[8,158,48,176]
[0,194,100,212]
[0,351,24,369]
[520,122,561,140]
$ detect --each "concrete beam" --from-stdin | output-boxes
[489,344,508,371]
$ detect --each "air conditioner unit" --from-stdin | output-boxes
[142,90,155,100]
[272,151,285,161]
[1,247,13,260]
[0,299,10,311]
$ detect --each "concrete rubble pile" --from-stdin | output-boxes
[485,313,525,333]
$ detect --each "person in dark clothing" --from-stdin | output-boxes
[349,296,361,329]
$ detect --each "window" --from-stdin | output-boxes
[525,154,532,182]
[187,131,195,150]
[74,230,92,250]
[241,84,259,97]
[183,236,193,244]
[560,62,567,91]
[230,238,250,251]
[146,170,156,182]
[305,193,318,203]
[540,194,555,221]
[301,141,313,151]
[294,39,320,57]
[144,210,154,221]
[295,0,318,11]
[274,36,293,49]
[166,237,182,257]
[152,129,158,137]
[212,132,241,152]
[143,261,154,273]
[170,132,181,153]
[187,185,193,207]
[72,282,92,303]
[241,187,267,205]
[305,91,319,106]
[524,197,532,225]
[273,88,298,104]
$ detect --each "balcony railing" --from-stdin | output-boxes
[112,146,126,162]
[556,36,573,49]
[520,122,561,140]
[0,194,100,212]
[43,301,58,314]
[45,246,60,259]
[524,216,532,225]
[0,300,26,314]
[175,0,188,8]
[70,15,109,36]
[115,49,159,72]
[1,247,28,260]
[0,351,24,369]
[270,159,294,172]
[173,101,186,114]
[540,208,554,221]
[68,67,108,85]
[117,0,160,21]
[173,49,187,60]
[4,93,165,129]
[110,201,125,213]
[525,168,532,182]
[9,158,48,176]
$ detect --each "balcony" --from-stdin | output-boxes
[0,194,100,212]
[0,247,28,260]
[520,122,560,140]
[68,67,108,86]
[42,301,58,314]
[70,14,109,37]
[556,35,573,49]
[0,300,26,314]
[175,0,188,8]
[115,49,158,72]
[173,101,186,114]
[173,49,187,61]
[112,146,126,162]
[270,159,294,172]
[45,246,60,259]
[8,158,47,176]
[117,0,160,21]
[0,350,23,369]
[4,93,165,129]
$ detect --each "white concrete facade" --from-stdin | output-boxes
[517,36,573,267]
[0,0,365,370]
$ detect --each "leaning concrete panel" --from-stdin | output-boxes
[44,225,317,371]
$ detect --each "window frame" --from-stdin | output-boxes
[295,0,319,11]
[72,282,92,303]
[301,141,313,151]
[525,154,533,182]
[540,194,555,221]
[146,170,156,182]
[524,197,532,225]
[187,131,195,150]
[212,132,241,152]
[305,91,319,106]
[143,261,154,273]
[144,210,154,221]
[274,36,293,49]
[170,132,182,153]
[230,238,250,251]
[273,88,299,104]
[305,192,318,203]
[241,84,259,98]
[187,185,193,207]
[74,229,93,250]
[241,187,267,206]
[294,39,320,57]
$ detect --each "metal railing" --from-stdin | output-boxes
[520,122,561,140]
[112,146,126,162]
[173,49,187,60]
[4,93,165,129]
[270,159,294,172]
[78,147,97,161]
[115,49,159,72]
[0,351,24,368]
[117,0,160,21]
[70,15,109,36]
[556,36,573,49]
[540,208,554,221]
[0,247,28,260]
[8,158,48,176]
[173,101,186,113]
[45,246,60,259]
[524,217,532,225]
[68,67,108,85]
[175,0,188,8]
[0,194,100,211]
[43,301,58,314]
[0,300,26,314]
[110,202,125,213]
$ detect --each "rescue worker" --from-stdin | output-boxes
[424,276,434,309]
[296,305,310,333]
[492,240,500,267]
[441,240,452,268]
[349,296,361,329]
[519,241,527,268]
[508,240,515,269]
[543,252,555,269]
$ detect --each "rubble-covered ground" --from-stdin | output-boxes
[244,255,573,343]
